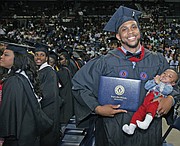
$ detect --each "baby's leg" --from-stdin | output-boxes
[136,113,153,130]
[122,123,137,135]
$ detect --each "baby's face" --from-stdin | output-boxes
[160,69,177,85]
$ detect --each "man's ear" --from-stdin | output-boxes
[116,34,121,41]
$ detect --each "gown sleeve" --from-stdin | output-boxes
[0,76,27,139]
[72,56,107,127]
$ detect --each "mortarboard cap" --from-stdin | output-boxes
[107,37,119,44]
[65,46,73,54]
[0,37,17,43]
[58,50,70,61]
[103,6,142,33]
[49,51,59,61]
[23,40,36,47]
[1,41,28,54]
[34,43,50,55]
[57,48,68,54]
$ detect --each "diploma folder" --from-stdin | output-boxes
[98,76,141,112]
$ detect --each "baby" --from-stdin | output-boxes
[122,69,178,135]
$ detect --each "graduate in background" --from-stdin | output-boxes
[48,51,74,127]
[0,43,52,146]
[34,43,63,146]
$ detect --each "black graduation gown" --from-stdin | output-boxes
[0,73,52,146]
[72,48,172,146]
[68,59,78,76]
[38,66,63,146]
[58,66,74,125]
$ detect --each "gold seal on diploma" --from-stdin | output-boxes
[114,85,125,96]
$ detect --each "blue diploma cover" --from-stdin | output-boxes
[98,76,141,112]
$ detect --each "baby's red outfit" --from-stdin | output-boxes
[130,91,162,125]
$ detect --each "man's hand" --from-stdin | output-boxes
[95,104,127,117]
[157,95,174,116]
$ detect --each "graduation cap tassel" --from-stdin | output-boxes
[132,11,135,17]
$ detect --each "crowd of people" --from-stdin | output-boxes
[0,1,180,146]
[0,2,179,71]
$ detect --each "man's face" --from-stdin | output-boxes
[34,51,47,66]
[116,20,141,49]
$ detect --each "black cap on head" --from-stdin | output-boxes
[57,48,68,54]
[65,46,73,54]
[34,43,49,55]
[103,6,142,33]
[58,51,69,60]
[1,42,28,54]
[49,51,58,61]
[107,37,119,44]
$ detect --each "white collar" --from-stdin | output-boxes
[38,62,51,71]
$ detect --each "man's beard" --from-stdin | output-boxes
[121,38,140,48]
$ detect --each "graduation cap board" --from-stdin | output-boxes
[34,43,50,54]
[0,41,33,54]
[57,48,69,54]
[107,37,119,44]
[49,51,59,61]
[103,6,142,33]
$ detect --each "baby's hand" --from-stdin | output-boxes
[154,75,160,84]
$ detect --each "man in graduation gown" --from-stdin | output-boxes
[72,6,180,146]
